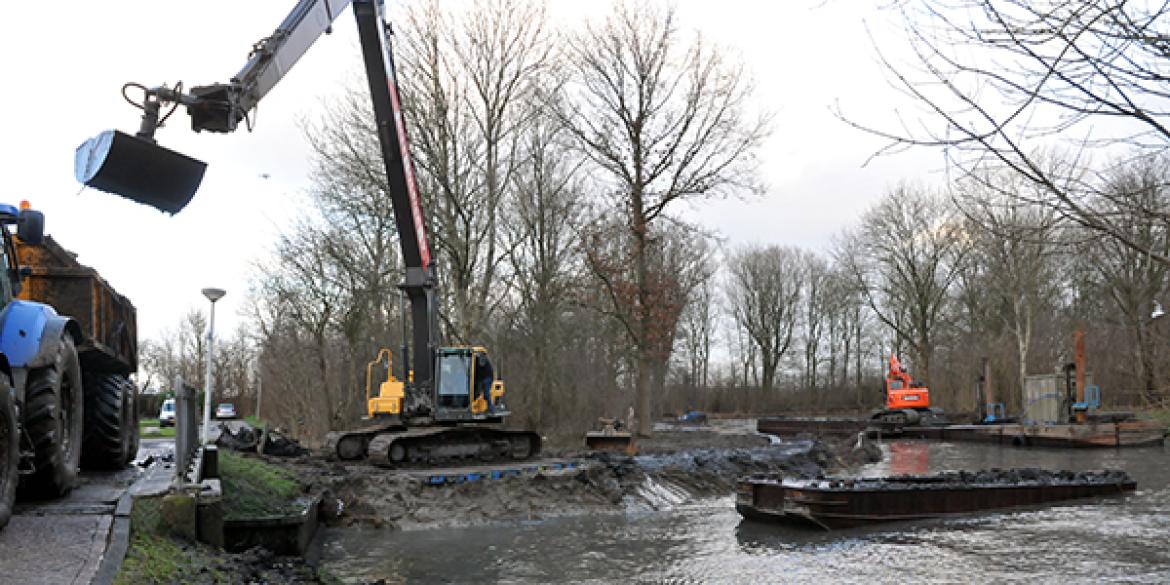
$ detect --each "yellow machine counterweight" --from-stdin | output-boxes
[366,349,405,417]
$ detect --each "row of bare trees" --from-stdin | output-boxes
[142,158,1170,438]
[138,0,1170,441]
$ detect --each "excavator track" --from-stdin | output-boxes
[323,421,404,461]
[365,426,541,468]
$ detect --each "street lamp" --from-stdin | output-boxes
[201,287,226,446]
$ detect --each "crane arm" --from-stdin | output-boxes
[177,0,432,269]
[185,0,354,133]
[76,0,439,401]
[78,0,431,269]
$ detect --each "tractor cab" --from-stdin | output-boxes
[0,202,44,303]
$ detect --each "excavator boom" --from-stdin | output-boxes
[78,0,540,465]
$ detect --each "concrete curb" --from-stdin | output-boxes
[90,459,173,585]
[90,491,133,585]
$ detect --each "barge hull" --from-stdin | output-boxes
[738,470,1136,530]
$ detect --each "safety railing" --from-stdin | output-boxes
[173,375,201,484]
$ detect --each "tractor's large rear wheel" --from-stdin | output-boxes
[20,336,83,498]
[0,375,18,529]
[124,380,139,466]
[81,373,137,470]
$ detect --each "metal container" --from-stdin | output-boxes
[1022,374,1062,423]
[15,235,137,374]
[1022,372,1096,424]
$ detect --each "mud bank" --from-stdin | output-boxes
[269,430,878,532]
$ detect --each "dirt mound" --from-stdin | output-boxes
[630,429,773,455]
[277,436,852,531]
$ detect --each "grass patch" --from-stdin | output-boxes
[115,493,328,584]
[1144,408,1170,432]
[138,418,176,438]
[115,529,227,585]
[243,415,266,429]
[220,451,304,521]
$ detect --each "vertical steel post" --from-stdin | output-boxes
[255,367,262,422]
[201,301,216,445]
[982,357,993,420]
[174,375,186,483]
[1073,328,1086,424]
[199,289,225,445]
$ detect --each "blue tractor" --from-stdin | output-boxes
[0,203,86,529]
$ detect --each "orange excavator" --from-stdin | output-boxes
[871,355,947,427]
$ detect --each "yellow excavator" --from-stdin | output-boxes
[74,0,540,466]
[345,344,536,466]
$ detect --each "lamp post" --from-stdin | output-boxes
[201,287,226,446]
[254,365,263,422]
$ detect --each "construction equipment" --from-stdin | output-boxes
[15,235,140,470]
[0,204,84,529]
[976,357,1008,424]
[585,418,635,453]
[0,217,142,531]
[76,0,539,467]
[871,354,947,427]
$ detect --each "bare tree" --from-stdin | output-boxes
[727,245,804,393]
[560,1,769,435]
[646,227,717,411]
[499,109,585,430]
[839,185,971,390]
[678,275,717,392]
[801,253,830,393]
[1081,155,1170,404]
[958,170,1063,405]
[139,309,206,394]
[855,0,1170,263]
[248,214,389,436]
[396,0,553,343]
[727,308,760,391]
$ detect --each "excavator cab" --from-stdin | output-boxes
[434,347,507,422]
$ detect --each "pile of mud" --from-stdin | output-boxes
[836,468,1134,490]
[269,430,876,531]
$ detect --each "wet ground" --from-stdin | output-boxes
[319,439,1170,584]
[275,419,845,532]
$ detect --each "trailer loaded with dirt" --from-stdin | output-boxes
[16,234,140,470]
[0,209,139,530]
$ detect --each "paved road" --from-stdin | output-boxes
[0,438,173,585]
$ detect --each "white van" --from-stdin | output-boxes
[159,398,176,427]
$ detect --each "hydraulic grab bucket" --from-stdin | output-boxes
[75,130,206,214]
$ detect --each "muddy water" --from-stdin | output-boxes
[319,440,1170,584]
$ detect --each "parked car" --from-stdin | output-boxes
[214,403,237,420]
[159,398,176,427]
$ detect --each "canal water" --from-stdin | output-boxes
[319,439,1170,584]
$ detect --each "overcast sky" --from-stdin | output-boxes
[0,0,944,343]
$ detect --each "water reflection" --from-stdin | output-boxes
[887,440,930,475]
